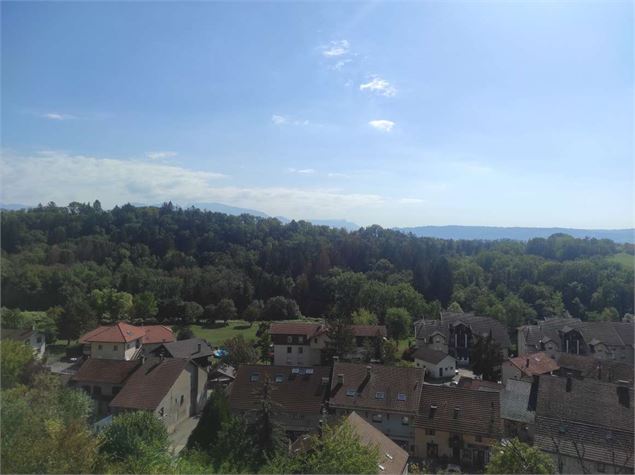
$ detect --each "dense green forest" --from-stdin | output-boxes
[1,201,633,342]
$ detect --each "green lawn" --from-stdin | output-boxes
[608,252,634,269]
[188,320,258,347]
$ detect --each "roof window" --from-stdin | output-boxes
[305,368,314,375]
[346,389,357,397]
[250,373,260,382]
[275,374,284,383]
[292,368,300,374]
[375,391,385,400]
[397,392,407,401]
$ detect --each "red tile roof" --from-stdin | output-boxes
[79,322,174,344]
[80,322,146,343]
[269,322,324,337]
[351,325,387,338]
[508,351,559,377]
[330,362,424,414]
[229,364,330,415]
[71,358,141,384]
[415,384,502,438]
[109,357,190,411]
[142,325,175,344]
[269,322,387,338]
[345,412,409,475]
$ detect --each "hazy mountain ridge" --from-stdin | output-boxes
[398,225,634,244]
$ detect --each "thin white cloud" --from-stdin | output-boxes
[399,198,425,204]
[41,112,75,121]
[272,115,309,126]
[327,172,349,178]
[287,168,316,175]
[321,40,350,57]
[360,77,397,97]
[146,151,177,160]
[451,161,495,175]
[369,120,395,132]
[331,59,352,71]
[1,151,385,219]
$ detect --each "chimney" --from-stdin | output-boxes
[337,373,344,385]
[333,356,339,363]
[565,374,572,393]
[141,355,146,365]
[617,384,630,408]
[197,343,201,353]
[366,365,372,378]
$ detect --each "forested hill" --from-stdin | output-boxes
[1,201,633,343]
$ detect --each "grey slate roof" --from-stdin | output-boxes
[500,379,534,424]
[150,338,213,359]
[414,312,511,348]
[413,346,452,365]
[534,375,634,469]
[519,318,634,352]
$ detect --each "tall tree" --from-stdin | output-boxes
[248,377,287,463]
[486,438,555,474]
[470,332,503,381]
[385,307,411,344]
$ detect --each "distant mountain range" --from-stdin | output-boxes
[2,202,631,242]
[397,225,634,244]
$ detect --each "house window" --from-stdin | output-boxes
[314,338,318,344]
[597,463,606,473]
[36,336,42,343]
[425,429,435,435]
[250,373,260,382]
[287,346,292,354]
[375,391,385,400]
[372,414,383,423]
[298,336,304,343]
[397,392,407,401]
[346,389,356,397]
[98,344,103,350]
[298,347,303,354]
[159,407,165,417]
[113,345,118,351]
[287,336,293,343]
[401,416,409,425]
[180,395,184,406]
[275,374,284,383]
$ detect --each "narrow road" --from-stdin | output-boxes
[168,415,200,455]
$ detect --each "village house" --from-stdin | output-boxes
[518,318,634,363]
[414,385,502,471]
[69,358,141,417]
[555,352,634,385]
[414,312,511,366]
[148,337,213,368]
[79,321,175,360]
[501,351,560,385]
[345,412,410,474]
[109,357,207,434]
[2,327,46,359]
[413,346,456,380]
[269,321,387,366]
[328,362,424,453]
[288,411,409,475]
[534,375,634,474]
[228,364,330,439]
[208,363,236,389]
[500,378,535,443]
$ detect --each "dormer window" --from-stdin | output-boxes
[250,373,260,382]
[453,407,460,419]
[429,404,437,419]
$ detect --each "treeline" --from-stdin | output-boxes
[1,201,633,341]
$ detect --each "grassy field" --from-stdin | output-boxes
[608,252,634,269]
[189,320,258,347]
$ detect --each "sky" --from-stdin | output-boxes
[1,1,633,228]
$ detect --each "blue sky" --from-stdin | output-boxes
[1,1,633,228]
